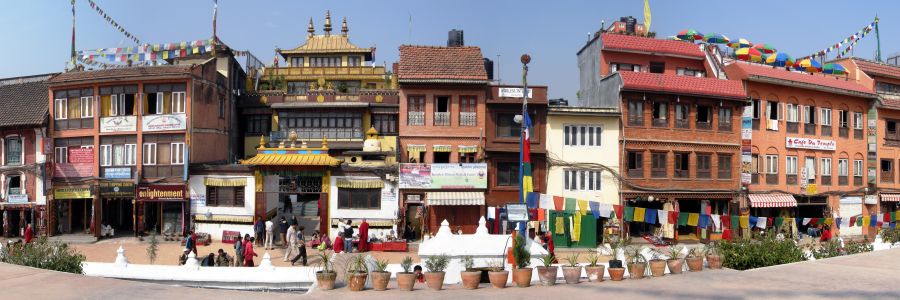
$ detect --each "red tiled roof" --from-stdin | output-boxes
[601,33,704,59]
[881,97,900,110]
[49,65,194,84]
[617,71,746,99]
[851,58,900,80]
[398,45,487,82]
[725,62,874,96]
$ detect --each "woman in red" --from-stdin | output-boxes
[243,237,257,267]
[820,225,832,242]
[24,224,33,244]
[333,235,345,253]
[721,226,733,242]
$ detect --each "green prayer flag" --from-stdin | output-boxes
[564,198,576,212]
[678,212,689,226]
[892,212,897,222]
[774,217,784,229]
[730,216,740,231]
[624,206,635,222]
[856,216,863,226]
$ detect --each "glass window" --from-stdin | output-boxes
[55,99,68,120]
[337,188,380,209]
[766,155,779,174]
[4,137,22,165]
[496,114,520,138]
[821,108,832,126]
[821,158,832,176]
[786,156,798,175]
[143,143,157,165]
[171,143,185,165]
[206,186,245,207]
[6,174,21,196]
[854,160,863,177]
[838,159,849,176]
[496,162,519,186]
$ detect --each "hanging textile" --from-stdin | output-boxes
[633,207,646,223]
[731,216,740,231]
[614,205,624,220]
[577,199,589,215]
[870,214,878,227]
[739,216,750,229]
[599,204,611,219]
[756,217,767,229]
[526,192,540,209]
[565,198,577,212]
[554,216,565,234]
[678,212,689,226]
[657,209,668,225]
[668,210,679,224]
[645,209,657,224]
[487,207,496,219]
[662,202,675,239]
[537,209,546,221]
[687,213,699,226]
[824,218,834,226]
[589,202,600,219]
[710,214,721,230]
[849,216,857,227]
[553,196,564,211]
[697,214,709,229]
[774,217,784,229]
[539,194,552,210]
[624,206,635,222]
[573,213,582,242]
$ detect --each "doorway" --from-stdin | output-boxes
[144,202,160,233]
[102,198,134,234]
[405,203,423,241]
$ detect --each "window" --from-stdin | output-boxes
[610,63,641,73]
[310,56,341,67]
[674,103,689,128]
[459,152,476,163]
[674,152,689,178]
[6,174,22,196]
[766,155,779,174]
[805,157,816,183]
[564,169,602,191]
[245,115,271,135]
[838,110,848,128]
[287,81,309,95]
[889,120,898,135]
[4,137,22,166]
[371,114,398,135]
[786,104,799,122]
[628,101,643,125]
[676,68,705,77]
[172,92,186,113]
[124,144,136,165]
[882,159,894,182]
[54,147,68,164]
[820,108,832,126]
[751,154,760,174]
[821,158,832,176]
[853,112,863,129]
[347,56,361,67]
[290,57,304,67]
[651,152,667,178]
[564,125,601,146]
[786,156,798,175]
[337,188,380,209]
[652,102,667,127]
[80,96,94,118]
[100,145,112,167]
[649,62,665,74]
[206,186,245,207]
[803,105,816,124]
[143,143,157,165]
[718,107,732,130]
[496,114,520,138]
[218,97,225,119]
[766,101,780,120]
[459,96,477,126]
[696,154,711,178]
[407,96,425,126]
[433,96,450,126]
[171,143,185,165]
[696,105,712,128]
[54,99,67,120]
[854,160,863,177]
[109,93,135,116]
[627,151,643,177]
[496,162,519,186]
[751,99,760,119]
[718,154,732,179]
[838,159,849,176]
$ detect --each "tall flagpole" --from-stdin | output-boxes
[70,0,76,69]
[212,0,218,56]
[519,54,530,237]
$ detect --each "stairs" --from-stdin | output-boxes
[703,44,728,80]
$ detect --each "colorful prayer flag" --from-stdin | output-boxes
[564,198,576,212]
[645,209,657,224]
[553,196,563,211]
[678,212,689,226]
[633,207,646,223]
[577,199,588,215]
[687,213,699,226]
[624,206,635,222]
[740,216,750,229]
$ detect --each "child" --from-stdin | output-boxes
[413,265,424,283]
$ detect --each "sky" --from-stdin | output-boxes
[1,0,897,102]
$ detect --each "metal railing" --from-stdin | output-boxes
[434,112,450,126]
[270,128,363,141]
[459,112,477,126]
[407,111,424,126]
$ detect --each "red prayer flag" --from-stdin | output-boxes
[849,216,857,227]
[553,196,564,211]
[884,213,892,223]
[614,205,623,220]
[810,218,819,226]
[668,211,679,224]
[721,214,730,228]
[877,221,884,228]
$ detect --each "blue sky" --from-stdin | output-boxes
[1,0,895,102]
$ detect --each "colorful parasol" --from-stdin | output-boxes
[794,58,822,73]
[736,47,764,62]
[823,63,847,75]
[728,38,752,49]
[765,52,794,67]
[752,43,777,54]
[676,29,704,41]
[703,33,730,44]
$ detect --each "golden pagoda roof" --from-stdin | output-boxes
[279,11,372,58]
[241,153,343,166]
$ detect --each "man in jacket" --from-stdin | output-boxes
[233,235,244,267]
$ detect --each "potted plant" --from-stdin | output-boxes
[561,253,582,284]
[424,254,450,291]
[371,259,391,291]
[459,255,481,290]
[705,242,723,269]
[626,246,647,280]
[584,250,605,282]
[346,254,369,291]
[648,248,667,277]
[487,259,509,288]
[511,235,533,288]
[685,248,704,272]
[396,256,417,291]
[315,251,337,290]
[536,254,558,286]
[666,245,684,275]
[605,234,627,281]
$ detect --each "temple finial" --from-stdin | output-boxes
[307,18,315,38]
[324,10,332,35]
[341,17,349,37]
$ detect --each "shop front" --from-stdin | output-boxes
[399,163,487,237]
[189,174,255,242]
[99,181,135,236]
[51,186,96,236]
[137,184,188,237]
[748,193,800,237]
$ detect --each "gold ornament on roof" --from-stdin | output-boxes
[341,17,349,37]
[288,130,299,148]
[307,18,315,38]
[258,135,266,148]
[324,10,332,35]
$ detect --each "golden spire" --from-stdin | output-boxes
[258,135,266,148]
[307,18,315,38]
[323,10,332,36]
[322,136,329,149]
[341,17,349,37]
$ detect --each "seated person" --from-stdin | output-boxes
[215,249,232,267]
[201,253,216,267]
[178,249,190,265]
[101,224,115,237]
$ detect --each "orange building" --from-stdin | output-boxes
[725,61,877,237]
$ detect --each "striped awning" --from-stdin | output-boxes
[426,192,485,206]
[204,177,247,187]
[748,193,797,208]
[458,145,479,153]
[433,145,452,152]
[336,178,384,189]
[406,144,426,152]
[882,194,900,202]
[240,154,342,166]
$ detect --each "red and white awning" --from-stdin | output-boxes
[882,194,900,202]
[748,194,797,208]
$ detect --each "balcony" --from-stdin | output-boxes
[263,66,387,79]
[765,174,779,185]
[627,169,643,178]
[628,117,643,127]
[718,169,732,179]
[718,122,732,132]
[786,174,798,185]
[696,121,712,130]
[262,89,399,105]
[697,170,711,179]
[854,176,863,186]
[674,169,689,178]
[821,175,832,186]
[804,123,816,135]
[270,128,363,142]
[839,176,848,186]
[786,122,799,134]
[459,112,476,126]
[821,125,832,137]
[651,168,666,178]
[407,112,424,126]
[434,112,450,126]
[54,118,93,131]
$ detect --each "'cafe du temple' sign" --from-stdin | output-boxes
[785,137,837,151]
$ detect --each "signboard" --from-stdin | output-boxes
[506,203,529,222]
[142,114,187,132]
[104,167,132,179]
[100,116,137,132]
[68,148,94,163]
[741,106,753,185]
[399,163,487,189]
[865,195,878,205]
[42,138,52,155]
[498,87,533,98]
[6,194,28,204]
[53,163,94,178]
[381,188,397,204]
[785,137,836,151]
[54,187,93,199]
[100,182,135,197]
[741,128,752,140]
[138,185,186,201]
[806,184,817,195]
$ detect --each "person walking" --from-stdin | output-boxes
[291,226,307,266]
[265,218,275,250]
[254,217,265,247]
[23,224,33,244]
[234,235,244,267]
[279,216,289,248]
[283,224,297,262]
[358,218,369,252]
[184,230,197,255]
[243,237,257,267]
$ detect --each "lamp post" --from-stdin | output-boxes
[518,54,530,238]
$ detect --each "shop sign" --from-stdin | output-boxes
[785,137,836,151]
[498,87,533,98]
[104,167,132,179]
[68,148,94,163]
[43,138,53,154]
[100,116,137,132]
[142,114,186,132]
[865,195,878,205]
[100,182,135,197]
[381,188,397,204]
[399,163,487,189]
[806,184,817,195]
[54,187,92,199]
[138,185,186,200]
[6,194,28,204]
[506,203,529,222]
[54,163,94,178]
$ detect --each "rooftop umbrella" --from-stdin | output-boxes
[795,58,822,73]
[753,43,777,54]
[703,33,730,44]
[677,29,704,41]
[736,47,764,62]
[765,52,794,67]
[823,63,847,75]
[728,38,752,49]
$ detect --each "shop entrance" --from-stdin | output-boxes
[101,198,134,235]
[3,209,31,237]
[285,193,320,237]
[58,199,92,235]
[404,203,423,241]
[626,200,663,238]
[797,196,828,236]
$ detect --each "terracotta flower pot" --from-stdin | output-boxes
[513,267,533,287]
[649,260,667,277]
[666,259,684,274]
[686,257,704,272]
[488,271,509,288]
[460,271,481,290]
[536,266,558,286]
[347,272,368,291]
[608,268,626,281]
[585,265,605,282]
[706,254,723,269]
[371,271,391,291]
[628,262,646,279]
[424,272,445,291]
[561,266,582,284]
[316,271,337,291]
[396,272,417,291]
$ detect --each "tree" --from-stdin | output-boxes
[147,232,160,264]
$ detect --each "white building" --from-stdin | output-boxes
[189,165,256,241]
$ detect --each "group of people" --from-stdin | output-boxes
[333,218,369,253]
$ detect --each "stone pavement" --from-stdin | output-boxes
[2,246,900,299]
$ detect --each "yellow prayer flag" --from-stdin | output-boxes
[740,216,750,229]
[573,213,581,242]
[862,216,870,227]
[633,207,646,223]
[687,213,699,226]
[162,51,169,59]
[577,199,588,215]
[180,41,187,50]
[896,213,900,222]
[824,218,833,225]
[153,44,160,52]
[193,47,199,54]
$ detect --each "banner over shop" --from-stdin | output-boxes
[399,163,487,189]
